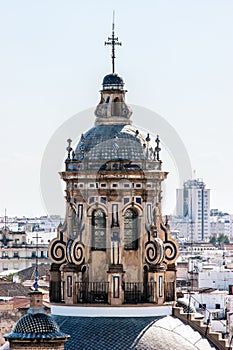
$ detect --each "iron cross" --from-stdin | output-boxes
[105,11,122,74]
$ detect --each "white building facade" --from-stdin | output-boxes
[199,268,233,291]
[210,210,233,241]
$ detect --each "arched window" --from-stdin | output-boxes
[124,208,138,250]
[92,209,106,251]
[112,97,121,116]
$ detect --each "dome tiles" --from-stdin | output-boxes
[52,315,216,350]
[5,313,68,340]
[102,73,124,90]
[75,124,147,161]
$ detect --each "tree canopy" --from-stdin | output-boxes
[210,234,229,246]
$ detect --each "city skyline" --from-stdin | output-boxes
[0,1,232,216]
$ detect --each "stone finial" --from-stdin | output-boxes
[72,150,77,161]
[154,135,161,161]
[146,133,151,142]
[66,138,73,161]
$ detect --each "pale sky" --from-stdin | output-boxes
[0,0,233,217]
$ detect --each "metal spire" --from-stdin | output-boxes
[105,11,122,73]
[32,231,41,291]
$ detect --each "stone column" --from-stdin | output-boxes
[107,266,125,305]
[62,263,79,305]
[49,263,61,303]
[164,263,177,302]
[148,265,165,305]
[107,230,125,305]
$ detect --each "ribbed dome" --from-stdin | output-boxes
[133,316,211,350]
[5,313,68,340]
[75,124,147,161]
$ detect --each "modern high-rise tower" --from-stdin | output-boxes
[176,179,210,241]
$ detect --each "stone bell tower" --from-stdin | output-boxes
[48,22,179,307]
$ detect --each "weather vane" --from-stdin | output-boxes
[105,11,122,74]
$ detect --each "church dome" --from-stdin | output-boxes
[75,124,147,161]
[132,316,215,350]
[5,313,68,340]
[52,315,217,350]
[102,73,124,90]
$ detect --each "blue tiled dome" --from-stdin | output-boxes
[75,125,146,161]
[14,313,59,333]
[103,73,124,88]
[5,313,68,340]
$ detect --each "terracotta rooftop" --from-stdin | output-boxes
[0,283,31,298]
[17,263,50,281]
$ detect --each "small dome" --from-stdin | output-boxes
[5,313,68,340]
[14,313,59,333]
[102,73,124,90]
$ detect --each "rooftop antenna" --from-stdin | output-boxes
[105,11,122,73]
